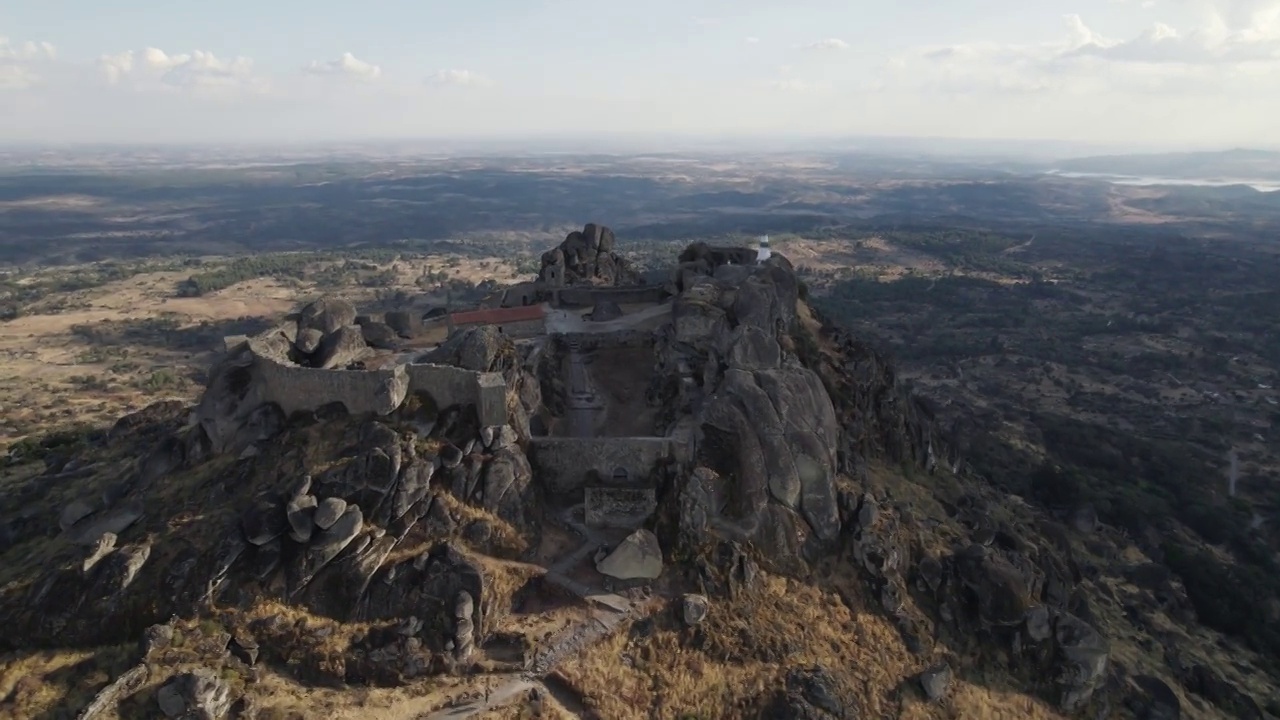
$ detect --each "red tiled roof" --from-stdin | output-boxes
[450,304,546,325]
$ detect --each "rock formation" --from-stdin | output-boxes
[648,250,841,573]
[596,529,664,580]
[538,223,641,287]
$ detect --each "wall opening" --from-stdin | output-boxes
[611,466,629,483]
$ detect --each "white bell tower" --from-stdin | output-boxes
[757,234,772,262]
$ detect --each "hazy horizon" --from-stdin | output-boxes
[5,0,1280,147]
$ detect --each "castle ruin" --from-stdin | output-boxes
[210,223,775,530]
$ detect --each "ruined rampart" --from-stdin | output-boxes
[240,337,507,426]
[250,343,409,417]
[405,364,507,427]
[527,437,680,495]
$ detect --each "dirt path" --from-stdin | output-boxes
[416,676,540,720]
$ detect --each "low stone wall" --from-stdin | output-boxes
[405,364,507,426]
[553,285,669,308]
[527,437,678,495]
[496,318,546,338]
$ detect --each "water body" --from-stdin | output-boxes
[1047,170,1280,193]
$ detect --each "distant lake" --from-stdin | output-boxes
[1047,170,1280,193]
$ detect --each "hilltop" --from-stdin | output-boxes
[0,225,1276,720]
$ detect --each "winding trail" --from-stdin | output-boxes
[416,506,646,720]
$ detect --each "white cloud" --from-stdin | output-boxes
[304,52,381,80]
[888,8,1280,98]
[97,47,267,94]
[1065,15,1280,64]
[745,36,760,44]
[0,36,57,90]
[427,69,491,87]
[804,38,849,51]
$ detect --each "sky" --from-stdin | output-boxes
[3,0,1280,149]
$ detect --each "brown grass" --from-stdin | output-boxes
[0,249,533,450]
[0,645,134,720]
[556,570,1068,720]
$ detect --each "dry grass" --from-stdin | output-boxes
[557,574,902,719]
[231,666,464,720]
[556,570,1072,720]
[0,250,532,450]
[0,646,133,719]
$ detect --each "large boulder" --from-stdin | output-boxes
[358,319,402,350]
[314,325,370,369]
[384,310,422,338]
[422,325,511,373]
[596,529,663,580]
[297,297,358,336]
[156,668,234,720]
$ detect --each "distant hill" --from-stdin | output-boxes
[1055,148,1280,181]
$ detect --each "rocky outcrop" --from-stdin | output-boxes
[762,666,860,719]
[538,223,641,287]
[156,668,234,719]
[681,593,709,626]
[654,250,841,572]
[78,664,149,720]
[919,663,953,701]
[356,316,403,350]
[807,319,948,473]
[297,297,357,336]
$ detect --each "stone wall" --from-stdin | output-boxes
[553,285,669,308]
[405,364,507,426]
[527,437,679,495]
[496,318,546,338]
[585,487,658,529]
[252,352,409,417]
[500,281,543,307]
[239,337,506,426]
[552,330,654,352]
